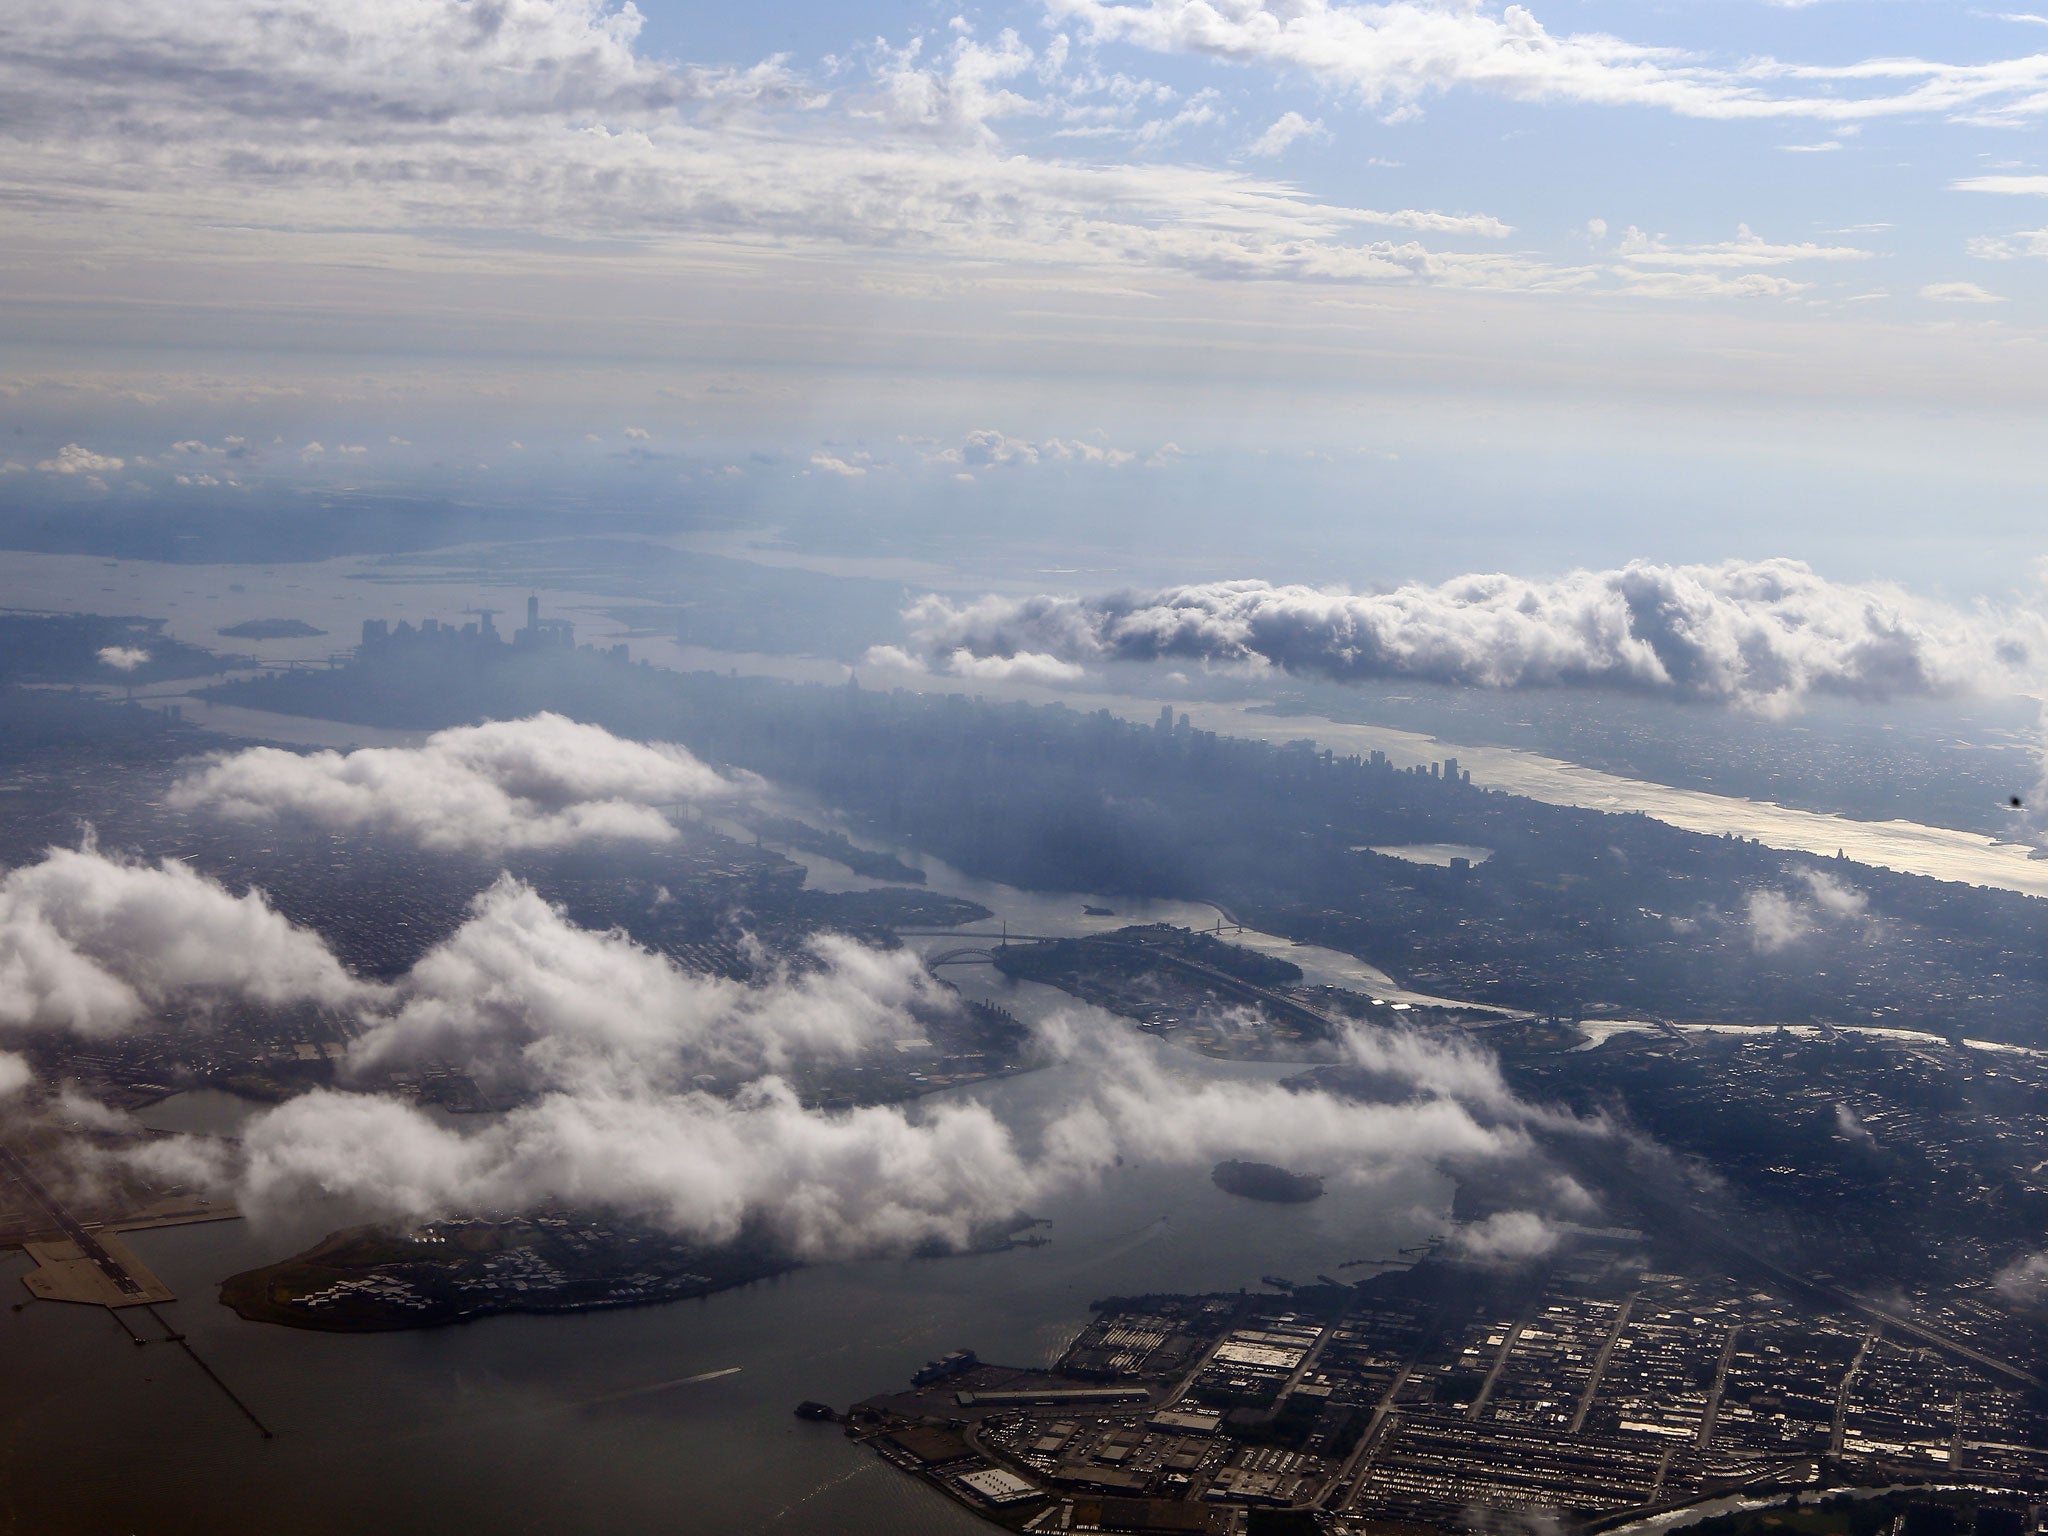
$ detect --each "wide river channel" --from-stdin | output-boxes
[1,1058,1447,1536]
[0,845,1452,1536]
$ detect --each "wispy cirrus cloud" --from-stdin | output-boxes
[0,1,1534,294]
[924,427,1176,470]
[1046,0,2048,124]
[1922,279,2006,302]
[1970,228,2048,258]
[1247,109,1328,156]
[1954,174,2048,195]
[0,0,1891,309]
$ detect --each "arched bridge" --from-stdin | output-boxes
[925,947,1001,968]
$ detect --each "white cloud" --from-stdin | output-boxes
[1744,888,1813,952]
[0,793,1592,1267]
[96,646,149,672]
[1131,87,1224,149]
[1602,226,1872,300]
[1995,1250,2048,1304]
[1617,269,1808,300]
[168,714,738,855]
[1248,109,1327,156]
[808,452,868,477]
[903,558,2040,714]
[945,648,1087,684]
[1448,1209,1564,1262]
[35,443,123,475]
[0,845,366,1038]
[1047,0,2048,124]
[0,1052,30,1097]
[169,436,251,459]
[1922,280,2005,303]
[623,426,651,440]
[864,28,1046,144]
[1955,175,2048,196]
[1800,869,1868,918]
[1745,869,1869,952]
[0,1,1553,299]
[929,427,1175,469]
[858,644,930,675]
[136,1006,1592,1261]
[1617,224,1871,270]
[1834,1102,1876,1146]
[1969,228,2048,258]
[351,877,949,1095]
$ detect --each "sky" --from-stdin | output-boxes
[9,0,2048,592]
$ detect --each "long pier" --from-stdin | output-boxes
[2,1144,273,1439]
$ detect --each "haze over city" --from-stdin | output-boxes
[9,4,2048,1535]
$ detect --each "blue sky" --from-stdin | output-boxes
[644,0,2048,305]
[8,0,2048,594]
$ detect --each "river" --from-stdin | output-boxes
[5,550,2034,1530]
[12,544,2048,899]
[2,1046,1447,1536]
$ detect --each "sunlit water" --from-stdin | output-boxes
[22,544,2040,898]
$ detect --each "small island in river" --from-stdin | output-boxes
[221,1215,793,1331]
[1211,1159,1324,1203]
[217,618,327,639]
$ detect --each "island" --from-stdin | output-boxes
[1210,1159,1324,1203]
[217,618,327,639]
[747,814,928,884]
[221,1215,793,1331]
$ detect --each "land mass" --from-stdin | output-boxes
[220,1216,793,1332]
[747,813,928,884]
[1210,1160,1323,1204]
[202,620,2048,1041]
[217,618,327,639]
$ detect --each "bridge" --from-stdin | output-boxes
[924,946,1001,968]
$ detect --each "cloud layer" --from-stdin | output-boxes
[903,559,2037,712]
[169,714,736,854]
[1051,0,2048,124]
[0,834,1586,1262]
[353,876,948,1094]
[0,0,1545,294]
[140,1007,1577,1260]
[0,0,1971,308]
[0,845,364,1038]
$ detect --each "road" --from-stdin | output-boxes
[1570,1289,1639,1434]
[1570,1140,2045,1394]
